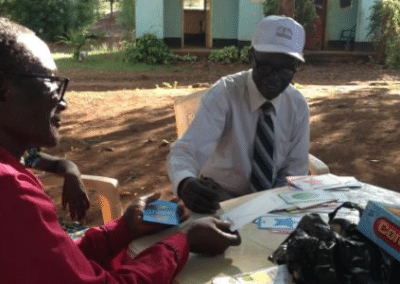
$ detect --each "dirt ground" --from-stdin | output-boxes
[41,58,400,227]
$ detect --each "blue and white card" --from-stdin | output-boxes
[279,189,336,204]
[256,215,302,231]
[143,200,180,226]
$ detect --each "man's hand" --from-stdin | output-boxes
[123,193,189,241]
[182,217,241,255]
[62,174,90,221]
[178,177,222,214]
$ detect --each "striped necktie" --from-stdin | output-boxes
[250,102,275,192]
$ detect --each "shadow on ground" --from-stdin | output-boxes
[309,86,400,191]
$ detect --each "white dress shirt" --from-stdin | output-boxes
[167,69,310,199]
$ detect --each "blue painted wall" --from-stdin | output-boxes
[212,0,239,39]
[135,0,282,45]
[238,0,264,42]
[136,0,164,38]
[164,0,182,38]
[325,0,359,42]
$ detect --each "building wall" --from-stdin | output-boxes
[136,0,164,38]
[355,0,374,43]
[164,0,183,38]
[136,0,265,47]
[237,0,264,44]
[212,0,239,40]
[325,0,359,42]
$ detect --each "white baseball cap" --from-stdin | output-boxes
[252,15,305,62]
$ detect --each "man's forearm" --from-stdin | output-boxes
[35,153,81,177]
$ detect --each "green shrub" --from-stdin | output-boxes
[240,45,251,63]
[208,46,240,63]
[386,36,400,68]
[369,0,400,68]
[58,29,92,60]
[178,53,198,62]
[123,33,173,64]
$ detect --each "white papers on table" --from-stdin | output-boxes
[286,174,362,191]
[220,191,290,231]
[212,265,293,284]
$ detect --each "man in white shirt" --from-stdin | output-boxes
[167,16,310,213]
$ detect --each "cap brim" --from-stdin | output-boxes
[253,44,305,62]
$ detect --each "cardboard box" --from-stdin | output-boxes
[358,201,400,261]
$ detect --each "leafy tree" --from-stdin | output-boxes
[369,0,400,68]
[0,0,100,41]
[108,0,119,15]
[263,0,317,31]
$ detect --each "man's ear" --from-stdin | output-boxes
[248,47,256,67]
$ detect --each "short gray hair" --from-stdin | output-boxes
[0,17,39,72]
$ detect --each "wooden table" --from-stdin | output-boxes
[129,183,400,284]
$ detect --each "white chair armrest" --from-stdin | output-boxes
[35,171,122,224]
[308,153,330,175]
[80,174,122,224]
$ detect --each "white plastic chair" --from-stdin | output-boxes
[36,172,123,224]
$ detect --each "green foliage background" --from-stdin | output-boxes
[369,0,400,68]
[0,0,101,41]
[263,0,317,31]
[118,0,136,36]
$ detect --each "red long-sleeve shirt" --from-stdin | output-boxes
[0,146,189,283]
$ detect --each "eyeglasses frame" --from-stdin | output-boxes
[0,70,70,102]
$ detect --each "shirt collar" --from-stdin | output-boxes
[247,70,282,114]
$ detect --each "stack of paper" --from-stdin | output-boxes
[212,265,293,284]
[220,191,290,231]
[286,174,362,191]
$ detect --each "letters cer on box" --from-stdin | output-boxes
[358,200,400,261]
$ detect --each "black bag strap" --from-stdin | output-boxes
[328,201,364,222]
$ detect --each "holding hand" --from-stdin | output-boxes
[123,193,189,241]
[178,177,222,214]
[183,217,241,255]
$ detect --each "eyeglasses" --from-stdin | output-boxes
[0,70,70,102]
[254,61,295,80]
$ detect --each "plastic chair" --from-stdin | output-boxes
[35,171,123,224]
[173,88,329,175]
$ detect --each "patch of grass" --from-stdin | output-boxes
[53,50,165,72]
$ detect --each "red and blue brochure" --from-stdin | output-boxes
[143,200,180,226]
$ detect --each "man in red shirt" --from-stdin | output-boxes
[0,17,241,283]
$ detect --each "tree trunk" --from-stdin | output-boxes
[276,0,295,18]
[110,0,114,15]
